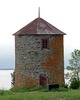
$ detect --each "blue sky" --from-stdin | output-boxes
[0,0,80,69]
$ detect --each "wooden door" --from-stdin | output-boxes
[40,75,47,86]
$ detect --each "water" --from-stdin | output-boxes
[0,70,14,90]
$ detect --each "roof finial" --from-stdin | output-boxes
[38,7,40,18]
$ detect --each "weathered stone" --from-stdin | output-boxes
[14,35,65,88]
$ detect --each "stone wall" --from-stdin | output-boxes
[14,35,64,88]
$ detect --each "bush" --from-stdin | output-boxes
[64,84,68,89]
[70,78,79,89]
[0,90,5,96]
[11,71,15,87]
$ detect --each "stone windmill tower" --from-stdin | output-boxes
[13,8,66,88]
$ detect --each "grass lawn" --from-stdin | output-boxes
[0,88,80,100]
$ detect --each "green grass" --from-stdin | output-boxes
[0,87,80,100]
[10,86,48,92]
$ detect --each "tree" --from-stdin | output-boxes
[67,49,80,83]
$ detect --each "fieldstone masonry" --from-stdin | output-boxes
[14,35,64,87]
[14,17,66,88]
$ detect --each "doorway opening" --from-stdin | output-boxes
[39,75,47,86]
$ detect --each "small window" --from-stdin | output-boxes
[41,39,49,49]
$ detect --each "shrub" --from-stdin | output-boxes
[64,84,68,89]
[11,71,15,87]
[70,78,79,89]
[0,90,5,96]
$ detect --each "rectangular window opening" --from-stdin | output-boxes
[41,39,49,49]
